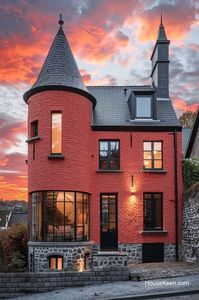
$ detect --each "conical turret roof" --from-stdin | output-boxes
[157,14,168,41]
[24,17,96,105]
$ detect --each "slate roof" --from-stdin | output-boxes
[23,20,96,105]
[8,212,28,226]
[88,86,180,127]
[157,18,168,41]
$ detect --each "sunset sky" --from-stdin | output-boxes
[0,0,198,200]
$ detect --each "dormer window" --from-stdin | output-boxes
[136,97,152,118]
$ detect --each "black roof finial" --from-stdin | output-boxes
[59,13,64,26]
[160,1,163,26]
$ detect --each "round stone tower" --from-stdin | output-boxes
[24,17,96,272]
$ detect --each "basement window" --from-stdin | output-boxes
[49,255,63,270]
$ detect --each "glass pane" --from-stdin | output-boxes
[65,201,74,240]
[109,223,116,230]
[54,192,64,202]
[144,160,152,169]
[57,258,63,270]
[109,214,116,223]
[76,202,83,225]
[154,142,162,151]
[154,160,162,169]
[109,204,116,214]
[144,151,152,159]
[110,141,119,150]
[99,159,109,169]
[144,142,152,151]
[153,151,162,159]
[76,192,83,202]
[46,192,54,241]
[50,258,56,269]
[52,112,62,154]
[100,141,108,151]
[65,192,74,203]
[110,159,119,169]
[153,193,162,200]
[136,97,151,118]
[100,150,108,158]
[144,193,152,199]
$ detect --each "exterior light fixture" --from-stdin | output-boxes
[131,175,134,187]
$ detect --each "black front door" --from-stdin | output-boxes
[100,194,118,251]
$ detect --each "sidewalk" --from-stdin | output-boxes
[129,262,199,280]
[13,274,199,300]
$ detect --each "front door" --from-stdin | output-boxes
[100,194,118,251]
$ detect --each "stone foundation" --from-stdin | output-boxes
[93,252,127,270]
[29,242,177,272]
[28,242,93,272]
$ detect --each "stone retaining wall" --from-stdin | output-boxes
[182,183,199,262]
[0,268,129,298]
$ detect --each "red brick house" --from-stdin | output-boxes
[24,17,182,272]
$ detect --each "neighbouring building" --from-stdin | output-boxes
[24,16,182,272]
[0,211,12,229]
[185,108,199,158]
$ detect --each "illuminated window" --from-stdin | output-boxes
[136,97,151,118]
[31,191,89,242]
[144,193,163,230]
[51,112,62,154]
[31,120,38,138]
[99,140,120,170]
[143,141,163,169]
[49,256,63,270]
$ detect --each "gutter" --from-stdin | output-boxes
[173,129,179,261]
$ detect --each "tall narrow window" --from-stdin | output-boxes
[31,120,38,138]
[51,112,62,154]
[143,141,163,169]
[144,193,163,230]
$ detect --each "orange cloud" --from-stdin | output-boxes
[0,173,27,201]
[173,97,198,114]
[136,1,196,42]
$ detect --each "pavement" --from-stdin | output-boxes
[7,262,199,300]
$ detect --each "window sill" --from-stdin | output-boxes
[141,169,167,174]
[96,169,123,173]
[48,154,65,160]
[26,136,40,143]
[141,230,168,235]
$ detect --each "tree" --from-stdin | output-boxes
[179,110,196,128]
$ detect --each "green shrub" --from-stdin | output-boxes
[182,158,199,189]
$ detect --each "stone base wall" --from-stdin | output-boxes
[29,242,178,272]
[93,253,127,270]
[182,183,199,262]
[29,242,93,272]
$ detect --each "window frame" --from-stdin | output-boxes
[99,140,120,170]
[48,255,63,270]
[143,192,163,231]
[51,111,62,155]
[143,141,163,170]
[31,120,38,138]
[135,96,152,119]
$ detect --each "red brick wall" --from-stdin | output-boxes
[28,90,182,245]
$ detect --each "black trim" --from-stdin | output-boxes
[141,230,168,235]
[151,60,170,78]
[173,130,179,261]
[99,140,120,171]
[48,154,65,160]
[23,85,97,107]
[185,108,199,158]
[143,141,163,170]
[141,169,167,174]
[92,126,182,132]
[150,40,170,61]
[96,169,123,173]
[26,136,40,143]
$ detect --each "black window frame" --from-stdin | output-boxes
[31,191,90,242]
[48,255,63,270]
[31,120,38,138]
[143,141,163,170]
[99,140,120,170]
[143,193,163,231]
[135,96,152,119]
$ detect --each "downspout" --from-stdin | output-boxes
[173,129,179,261]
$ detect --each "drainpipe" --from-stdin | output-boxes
[173,130,179,261]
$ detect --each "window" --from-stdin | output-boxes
[49,256,63,270]
[31,191,89,242]
[144,193,163,230]
[99,140,120,170]
[143,141,163,169]
[51,112,62,154]
[136,97,151,118]
[31,120,38,138]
